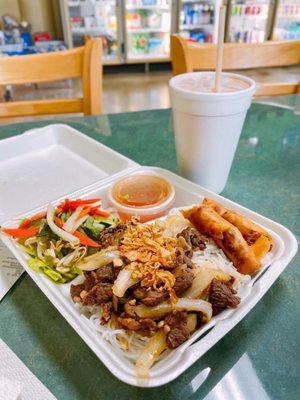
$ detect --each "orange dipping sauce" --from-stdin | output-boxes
[109,174,175,222]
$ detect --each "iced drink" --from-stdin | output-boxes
[176,74,250,93]
[169,72,256,193]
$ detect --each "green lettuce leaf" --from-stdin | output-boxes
[81,215,118,240]
[27,258,76,284]
[38,223,59,240]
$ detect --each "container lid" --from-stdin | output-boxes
[0,124,138,222]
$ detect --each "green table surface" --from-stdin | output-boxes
[0,97,299,400]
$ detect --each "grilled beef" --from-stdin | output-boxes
[177,227,207,251]
[209,279,240,315]
[134,287,169,306]
[173,267,194,295]
[165,310,190,349]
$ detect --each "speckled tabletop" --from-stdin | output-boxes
[0,97,299,400]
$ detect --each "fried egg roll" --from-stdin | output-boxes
[184,205,261,275]
[203,198,273,260]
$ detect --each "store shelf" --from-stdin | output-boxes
[68,1,80,6]
[103,56,122,65]
[182,0,214,3]
[126,6,170,12]
[126,5,169,11]
[231,15,268,19]
[126,54,170,63]
[71,27,117,37]
[276,15,300,19]
[180,24,214,30]
[127,28,169,33]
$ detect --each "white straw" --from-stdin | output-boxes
[214,5,226,92]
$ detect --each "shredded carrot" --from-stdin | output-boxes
[57,198,101,213]
[2,227,39,239]
[90,208,110,218]
[78,206,92,218]
[19,211,47,229]
[54,216,99,247]
[54,217,64,227]
[73,231,100,247]
[78,205,110,219]
[75,198,101,205]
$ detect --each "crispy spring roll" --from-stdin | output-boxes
[184,206,261,275]
[251,235,272,261]
[203,198,273,260]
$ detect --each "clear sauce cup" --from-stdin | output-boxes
[108,174,175,222]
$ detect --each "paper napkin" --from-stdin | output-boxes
[0,339,57,400]
[0,242,23,301]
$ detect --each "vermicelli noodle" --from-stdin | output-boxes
[77,239,249,364]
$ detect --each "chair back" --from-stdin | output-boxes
[170,35,300,96]
[0,38,102,118]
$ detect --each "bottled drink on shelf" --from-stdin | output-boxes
[180,2,215,43]
[126,10,164,30]
[229,1,269,43]
[130,32,169,56]
[273,0,300,40]
[126,0,170,8]
[125,0,171,58]
[68,0,119,60]
[181,3,214,27]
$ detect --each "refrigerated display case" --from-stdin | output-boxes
[124,0,172,62]
[226,0,273,43]
[178,0,223,43]
[272,0,300,40]
[60,0,122,64]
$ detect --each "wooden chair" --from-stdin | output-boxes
[170,35,300,96]
[0,38,102,118]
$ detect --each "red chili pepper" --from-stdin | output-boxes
[1,227,39,239]
[56,199,71,213]
[57,198,101,213]
[73,231,100,247]
[19,211,47,229]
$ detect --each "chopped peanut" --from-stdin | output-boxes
[113,258,123,267]
[157,320,165,328]
[80,290,88,299]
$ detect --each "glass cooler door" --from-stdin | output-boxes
[271,0,300,40]
[178,0,223,43]
[124,0,172,62]
[227,0,271,43]
[62,0,122,64]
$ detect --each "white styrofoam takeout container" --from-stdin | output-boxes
[0,124,137,222]
[0,125,297,387]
